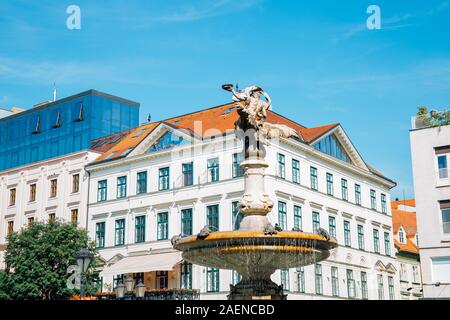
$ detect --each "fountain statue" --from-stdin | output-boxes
[173,85,337,300]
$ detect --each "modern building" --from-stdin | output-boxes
[410,110,450,299]
[0,107,23,119]
[87,102,398,300]
[0,90,139,172]
[0,90,140,269]
[391,199,423,299]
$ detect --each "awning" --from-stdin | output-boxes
[100,251,183,277]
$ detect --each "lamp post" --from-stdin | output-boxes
[76,248,94,299]
[135,281,146,300]
[115,282,126,299]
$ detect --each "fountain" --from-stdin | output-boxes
[173,85,337,300]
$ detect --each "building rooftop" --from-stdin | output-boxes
[91,102,391,184]
[392,199,419,255]
[411,108,450,130]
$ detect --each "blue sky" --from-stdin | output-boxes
[1,0,449,199]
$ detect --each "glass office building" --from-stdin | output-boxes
[0,90,139,171]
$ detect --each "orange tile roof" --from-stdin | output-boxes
[91,102,387,182]
[391,199,416,210]
[391,199,419,255]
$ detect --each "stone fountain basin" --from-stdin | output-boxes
[174,231,338,279]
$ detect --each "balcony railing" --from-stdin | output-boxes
[96,289,200,300]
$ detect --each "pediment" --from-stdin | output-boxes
[130,122,196,157]
[375,260,386,272]
[311,125,368,170]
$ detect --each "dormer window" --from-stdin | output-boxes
[74,102,84,122]
[398,228,405,244]
[32,115,41,134]
[52,110,62,128]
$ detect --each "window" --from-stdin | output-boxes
[331,267,339,297]
[116,176,127,199]
[207,205,219,232]
[344,220,351,247]
[232,201,243,231]
[115,219,125,246]
[431,257,450,282]
[355,184,361,206]
[207,158,220,182]
[30,184,36,202]
[400,263,408,281]
[72,174,80,193]
[182,162,194,186]
[277,153,285,179]
[7,221,14,235]
[292,159,300,184]
[206,268,219,292]
[97,180,107,202]
[315,264,323,295]
[341,179,348,201]
[135,216,146,243]
[232,153,243,178]
[50,179,57,198]
[71,209,78,223]
[95,222,105,248]
[361,272,368,300]
[157,212,169,240]
[399,228,405,243]
[388,276,395,300]
[377,274,384,300]
[384,232,391,256]
[438,155,448,179]
[49,213,56,221]
[357,224,365,250]
[280,269,289,291]
[373,229,380,253]
[156,271,168,289]
[381,194,387,214]
[310,167,318,190]
[232,271,242,285]
[180,262,192,289]
[27,217,34,226]
[148,131,186,153]
[412,265,420,283]
[326,173,333,196]
[296,267,305,293]
[278,201,287,230]
[441,201,450,234]
[74,102,84,122]
[347,269,356,298]
[313,134,352,163]
[158,167,170,190]
[294,205,302,230]
[181,208,193,237]
[9,188,16,207]
[113,275,124,289]
[136,171,147,194]
[370,189,376,210]
[312,211,320,232]
[328,216,336,238]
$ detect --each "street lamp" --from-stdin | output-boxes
[124,276,135,293]
[115,282,126,299]
[135,281,146,299]
[76,248,94,299]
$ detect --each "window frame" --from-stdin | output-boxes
[207,158,220,182]
[158,167,170,191]
[292,159,300,184]
[206,204,219,232]
[157,212,169,241]
[182,162,194,186]
[72,174,80,194]
[135,215,146,243]
[278,201,287,230]
[181,208,193,237]
[116,176,127,199]
[355,184,361,206]
[97,180,107,202]
[136,171,148,194]
[344,220,351,247]
[310,167,318,190]
[277,153,286,179]
[326,172,334,196]
[115,218,126,246]
[95,222,106,248]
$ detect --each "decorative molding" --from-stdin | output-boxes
[342,211,353,219]
[226,190,244,200]
[326,207,339,215]
[309,201,324,210]
[355,216,366,223]
[274,190,290,200]
[291,195,306,204]
[201,194,223,204]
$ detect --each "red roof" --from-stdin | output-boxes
[391,199,419,255]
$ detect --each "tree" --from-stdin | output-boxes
[0,220,97,300]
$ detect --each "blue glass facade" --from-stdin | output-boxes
[0,90,139,171]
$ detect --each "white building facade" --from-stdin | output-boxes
[410,115,450,299]
[87,104,398,300]
[0,150,100,268]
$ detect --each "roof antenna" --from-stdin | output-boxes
[235,82,239,92]
[147,113,152,123]
[53,82,57,102]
